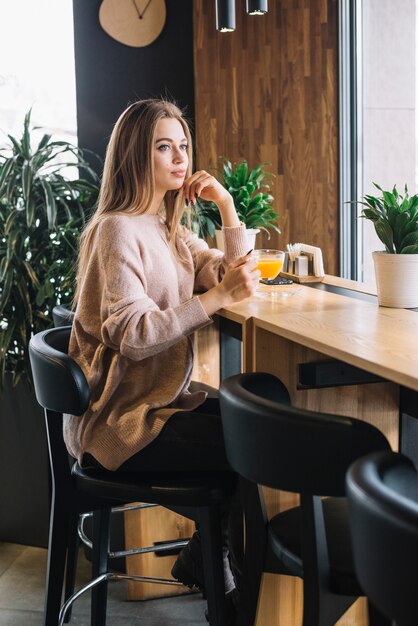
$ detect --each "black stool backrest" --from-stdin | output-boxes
[219,372,391,496]
[52,304,75,328]
[29,326,89,416]
[29,326,90,492]
[347,450,418,626]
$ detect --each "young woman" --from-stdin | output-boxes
[64,99,260,622]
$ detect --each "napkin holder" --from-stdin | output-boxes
[281,244,325,283]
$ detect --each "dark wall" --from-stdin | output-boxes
[72,0,195,170]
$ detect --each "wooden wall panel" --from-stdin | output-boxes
[193,0,339,275]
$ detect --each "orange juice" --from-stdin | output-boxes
[256,258,283,279]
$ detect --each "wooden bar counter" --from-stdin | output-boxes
[125,275,418,622]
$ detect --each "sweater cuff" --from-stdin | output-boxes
[222,224,248,262]
[174,296,212,335]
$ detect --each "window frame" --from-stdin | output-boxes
[338,0,362,279]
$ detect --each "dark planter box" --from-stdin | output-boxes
[0,373,51,547]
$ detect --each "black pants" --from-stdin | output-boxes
[83,398,243,587]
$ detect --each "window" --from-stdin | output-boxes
[0,0,77,146]
[340,0,417,284]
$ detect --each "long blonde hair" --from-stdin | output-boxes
[73,99,193,305]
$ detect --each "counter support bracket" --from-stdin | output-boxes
[297,360,386,389]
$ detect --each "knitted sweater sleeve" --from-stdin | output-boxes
[91,218,211,362]
[181,224,248,291]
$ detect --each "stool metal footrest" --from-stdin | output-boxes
[78,504,189,558]
[59,572,186,626]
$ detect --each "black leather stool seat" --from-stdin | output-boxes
[73,464,237,507]
[268,498,362,596]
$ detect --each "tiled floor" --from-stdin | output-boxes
[0,542,208,625]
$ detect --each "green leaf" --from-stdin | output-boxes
[361,208,378,221]
[374,219,394,253]
[7,134,22,154]
[37,133,52,151]
[393,211,411,250]
[17,276,33,325]
[41,179,57,228]
[382,190,396,208]
[400,244,418,253]
[399,231,418,253]
[0,255,9,281]
[6,228,19,261]
[22,260,41,289]
[25,196,36,228]
[248,165,263,181]
[0,270,13,315]
[21,160,32,202]
[0,158,14,197]
[0,109,100,387]
[236,161,248,185]
[4,210,18,235]
[35,284,46,307]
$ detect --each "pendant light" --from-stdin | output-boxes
[215,0,236,32]
[246,0,268,15]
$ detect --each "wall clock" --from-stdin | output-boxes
[99,0,166,48]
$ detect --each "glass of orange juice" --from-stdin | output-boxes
[253,249,285,297]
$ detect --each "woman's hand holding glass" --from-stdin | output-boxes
[198,251,260,317]
[218,252,260,304]
[252,249,286,297]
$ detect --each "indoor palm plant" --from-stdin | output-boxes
[0,110,100,388]
[355,182,418,307]
[0,110,100,546]
[192,158,280,248]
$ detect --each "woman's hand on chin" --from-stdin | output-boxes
[182,170,240,228]
[182,170,231,208]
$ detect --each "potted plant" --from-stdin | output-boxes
[0,110,100,546]
[191,158,280,250]
[355,182,418,307]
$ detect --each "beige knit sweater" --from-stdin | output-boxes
[63,214,247,470]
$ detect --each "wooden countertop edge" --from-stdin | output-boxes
[252,315,417,391]
[215,276,418,392]
[323,274,377,296]
[216,306,252,324]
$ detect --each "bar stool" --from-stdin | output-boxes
[29,326,235,626]
[219,371,392,626]
[347,450,418,626]
[51,303,219,616]
[51,304,190,618]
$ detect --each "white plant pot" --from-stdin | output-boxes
[373,250,418,308]
[215,228,260,252]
